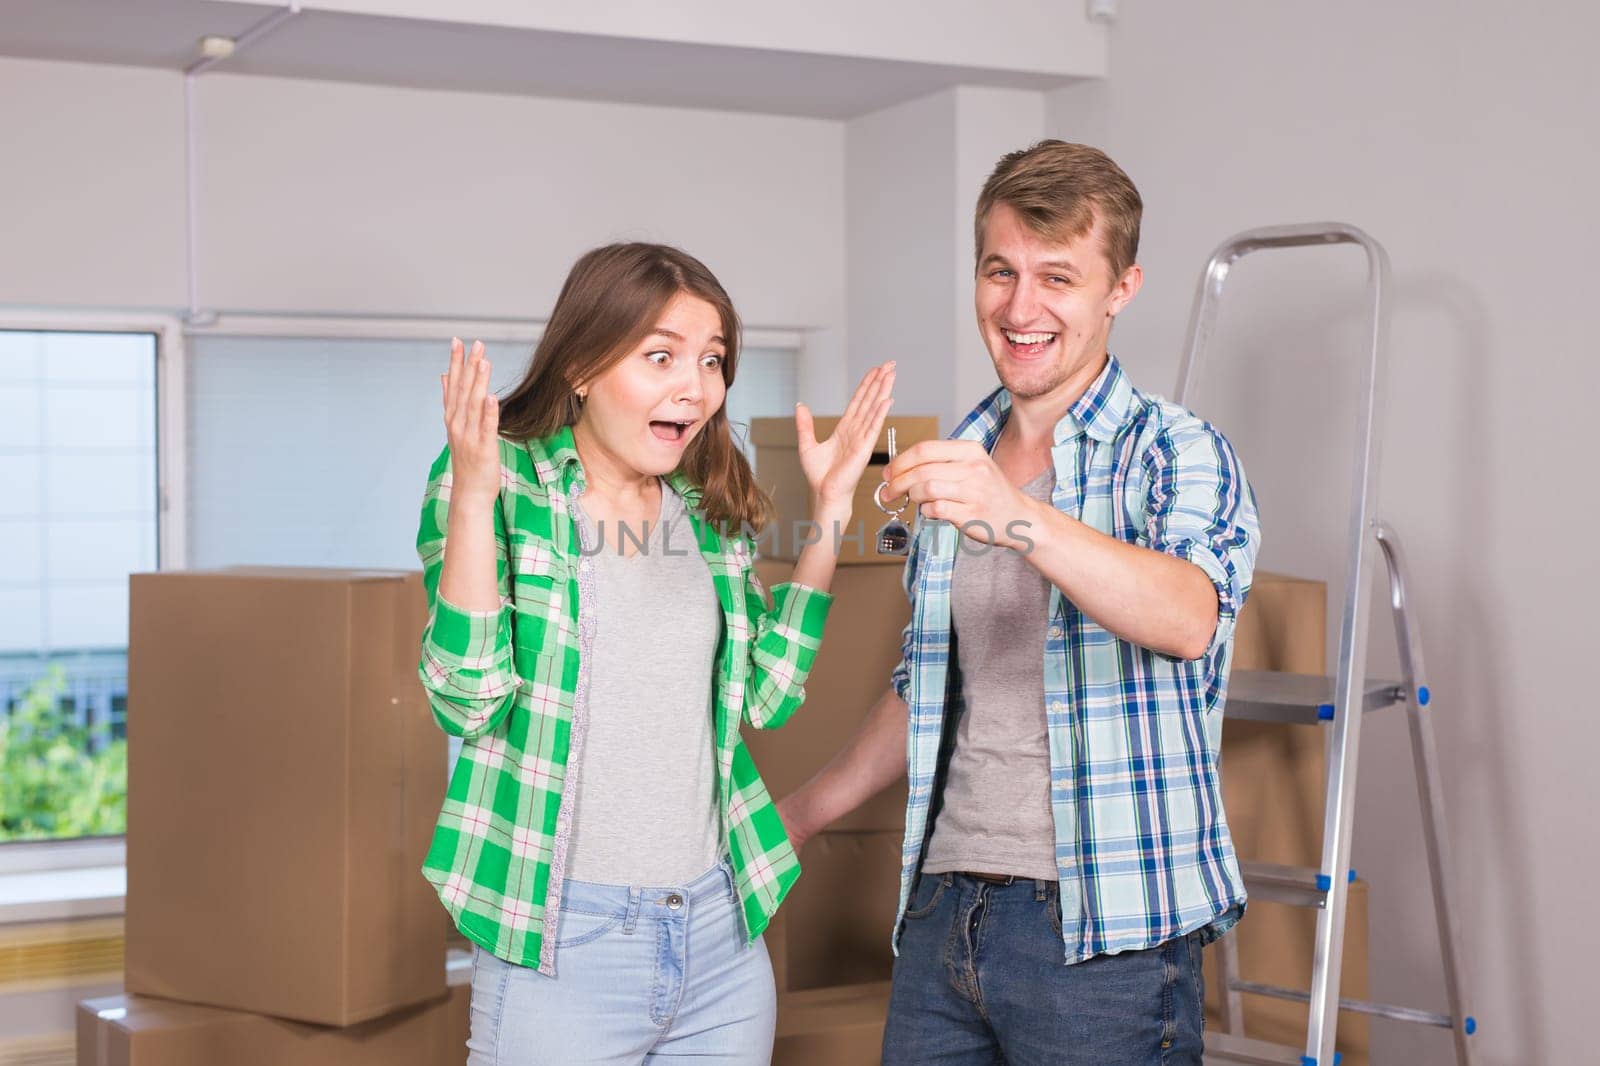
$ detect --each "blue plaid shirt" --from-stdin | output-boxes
[889,355,1260,962]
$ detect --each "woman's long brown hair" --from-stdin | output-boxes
[497,242,775,533]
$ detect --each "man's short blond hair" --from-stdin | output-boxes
[974,140,1142,280]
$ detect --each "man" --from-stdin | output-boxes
[777,141,1260,1065]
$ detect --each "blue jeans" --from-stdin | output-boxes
[466,863,776,1065]
[882,872,1206,1065]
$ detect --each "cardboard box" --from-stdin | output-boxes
[751,415,941,564]
[1210,570,1369,1062]
[1203,880,1370,1066]
[772,982,892,1066]
[745,561,909,831]
[1232,570,1328,676]
[766,829,903,993]
[1224,570,1329,870]
[76,983,469,1066]
[125,568,447,1026]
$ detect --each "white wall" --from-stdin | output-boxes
[0,55,849,403]
[950,88,1046,423]
[845,90,958,423]
[0,60,188,310]
[845,86,1044,432]
[1050,2,1600,1062]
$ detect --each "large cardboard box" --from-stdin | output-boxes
[1232,570,1328,676]
[751,415,941,564]
[125,568,447,1025]
[766,829,902,993]
[1211,570,1371,1062]
[746,561,910,831]
[76,983,469,1066]
[1224,571,1329,869]
[1203,880,1370,1066]
[772,982,892,1066]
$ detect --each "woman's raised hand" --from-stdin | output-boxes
[795,361,896,513]
[441,338,501,506]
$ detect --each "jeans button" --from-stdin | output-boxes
[666,893,684,909]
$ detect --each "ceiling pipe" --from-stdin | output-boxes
[182,4,303,323]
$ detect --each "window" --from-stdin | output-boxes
[724,342,798,460]
[0,323,177,847]
[183,329,799,569]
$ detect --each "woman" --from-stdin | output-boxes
[416,242,895,1064]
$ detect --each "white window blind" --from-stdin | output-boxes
[185,335,798,570]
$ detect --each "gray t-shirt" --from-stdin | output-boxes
[565,481,724,886]
[922,467,1060,881]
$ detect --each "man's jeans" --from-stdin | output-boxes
[882,871,1206,1065]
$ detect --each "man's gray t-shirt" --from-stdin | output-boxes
[566,481,724,886]
[922,467,1060,881]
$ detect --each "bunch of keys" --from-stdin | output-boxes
[873,427,912,556]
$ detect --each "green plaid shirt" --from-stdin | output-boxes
[415,425,832,975]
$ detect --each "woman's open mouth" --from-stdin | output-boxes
[649,419,695,445]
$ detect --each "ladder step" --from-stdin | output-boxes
[1239,861,1332,907]
[1203,1031,1307,1064]
[1226,669,1407,724]
[1229,980,1454,1029]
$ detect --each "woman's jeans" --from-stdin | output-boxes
[466,862,776,1065]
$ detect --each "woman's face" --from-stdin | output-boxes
[575,290,729,481]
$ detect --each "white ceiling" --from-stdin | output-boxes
[0,0,1091,119]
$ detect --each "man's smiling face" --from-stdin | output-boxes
[974,202,1141,403]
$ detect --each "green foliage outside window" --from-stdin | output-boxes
[0,666,127,842]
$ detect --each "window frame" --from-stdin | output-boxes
[0,312,180,913]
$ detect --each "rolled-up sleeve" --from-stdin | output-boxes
[742,563,834,730]
[1142,419,1260,660]
[416,444,520,738]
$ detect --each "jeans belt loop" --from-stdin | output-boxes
[623,885,643,935]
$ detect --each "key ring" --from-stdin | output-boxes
[874,427,909,516]
[873,479,907,519]
[874,426,912,556]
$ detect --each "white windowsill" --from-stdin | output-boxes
[0,864,125,925]
[0,866,470,992]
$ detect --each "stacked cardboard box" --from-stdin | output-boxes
[78,958,471,1066]
[762,828,902,1062]
[770,981,894,1066]
[1210,570,1371,1065]
[79,569,467,1065]
[751,417,927,1062]
[745,561,909,832]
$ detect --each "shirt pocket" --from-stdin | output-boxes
[507,532,569,664]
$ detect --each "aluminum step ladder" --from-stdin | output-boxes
[1174,224,1476,1066]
